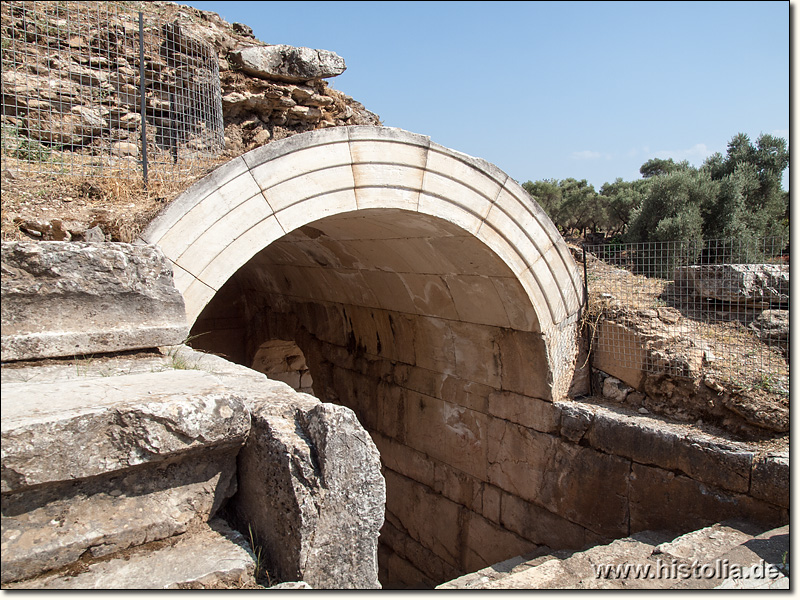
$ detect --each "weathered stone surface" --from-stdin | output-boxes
[232,397,384,589]
[230,45,346,82]
[750,309,789,354]
[1,370,249,493]
[6,519,255,589]
[674,264,789,306]
[750,453,789,508]
[0,365,249,584]
[653,520,759,561]
[1,451,239,584]
[1,242,188,361]
[602,376,631,402]
[629,463,787,534]
[584,407,755,494]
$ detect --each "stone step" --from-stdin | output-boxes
[435,548,569,589]
[488,531,675,590]
[5,519,257,589]
[439,521,789,590]
[1,369,250,584]
[673,523,790,590]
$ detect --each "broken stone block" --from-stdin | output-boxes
[230,45,346,82]
[232,399,385,589]
[1,241,189,361]
[6,519,256,589]
[1,369,249,583]
[674,264,789,306]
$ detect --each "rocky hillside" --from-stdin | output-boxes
[0,0,380,242]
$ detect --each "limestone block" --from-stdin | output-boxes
[441,376,494,414]
[403,391,488,481]
[8,519,255,589]
[629,463,787,534]
[750,310,789,354]
[156,170,264,259]
[353,183,422,212]
[373,436,435,488]
[418,192,485,235]
[487,391,560,434]
[1,370,249,493]
[265,164,355,213]
[394,363,446,399]
[400,273,459,320]
[489,276,541,332]
[449,321,502,387]
[345,239,416,273]
[484,188,556,267]
[558,402,594,443]
[585,408,754,494]
[383,469,462,570]
[2,455,239,584]
[249,141,352,194]
[274,189,358,234]
[1,242,188,361]
[196,216,291,291]
[487,420,629,537]
[498,490,587,551]
[496,329,551,400]
[140,156,251,246]
[446,275,510,328]
[375,383,407,441]
[176,194,274,276]
[412,316,456,373]
[425,144,507,202]
[475,220,531,281]
[230,45,346,82]
[384,236,462,274]
[674,264,789,306]
[379,518,459,587]
[487,419,556,502]
[591,320,648,390]
[181,276,218,325]
[750,453,789,508]
[232,401,384,589]
[462,511,540,574]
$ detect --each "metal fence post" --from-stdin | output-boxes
[582,246,594,396]
[139,11,148,188]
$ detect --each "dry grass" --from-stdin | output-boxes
[1,154,226,242]
[581,248,789,397]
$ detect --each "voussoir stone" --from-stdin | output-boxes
[0,241,189,361]
[230,45,346,82]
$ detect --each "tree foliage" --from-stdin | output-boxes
[522,132,788,248]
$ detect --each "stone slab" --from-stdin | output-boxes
[6,519,255,589]
[1,370,250,493]
[1,242,188,361]
[1,451,239,584]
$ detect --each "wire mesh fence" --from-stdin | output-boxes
[1,0,224,184]
[583,236,789,396]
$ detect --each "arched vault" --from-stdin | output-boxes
[139,126,583,399]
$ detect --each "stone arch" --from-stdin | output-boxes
[139,126,583,398]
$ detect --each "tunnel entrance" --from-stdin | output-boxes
[141,126,585,588]
[190,208,559,587]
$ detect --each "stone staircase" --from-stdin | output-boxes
[1,366,258,589]
[437,520,789,590]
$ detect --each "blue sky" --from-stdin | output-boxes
[179,1,789,191]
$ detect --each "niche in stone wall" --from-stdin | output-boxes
[251,339,315,395]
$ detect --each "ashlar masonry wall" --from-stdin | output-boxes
[191,211,788,588]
